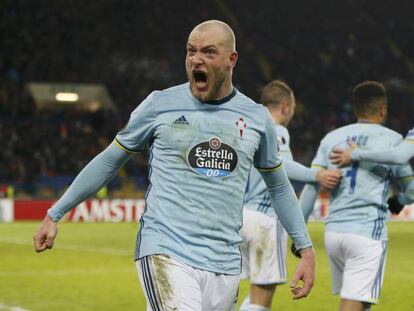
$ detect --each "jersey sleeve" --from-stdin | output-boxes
[115,92,157,153]
[392,163,414,205]
[253,111,283,171]
[351,129,414,165]
[311,138,328,169]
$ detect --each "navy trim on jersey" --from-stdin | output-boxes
[256,162,283,173]
[372,180,389,240]
[137,144,155,259]
[114,138,141,153]
[371,241,387,300]
[201,88,237,105]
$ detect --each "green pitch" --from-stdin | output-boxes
[1,222,413,310]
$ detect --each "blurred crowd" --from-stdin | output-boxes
[1,0,413,197]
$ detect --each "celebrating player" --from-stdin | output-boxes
[330,128,414,165]
[239,80,341,311]
[300,81,414,311]
[33,20,315,310]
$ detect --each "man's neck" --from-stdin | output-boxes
[357,117,381,124]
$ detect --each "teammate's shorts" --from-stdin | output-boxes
[240,208,288,285]
[324,231,388,304]
[136,254,240,311]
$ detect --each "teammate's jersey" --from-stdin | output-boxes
[244,125,291,217]
[116,83,282,274]
[312,122,414,240]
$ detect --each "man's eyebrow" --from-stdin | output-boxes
[202,45,217,50]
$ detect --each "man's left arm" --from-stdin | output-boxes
[255,110,315,299]
[259,166,315,299]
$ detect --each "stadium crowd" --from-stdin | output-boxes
[1,0,413,197]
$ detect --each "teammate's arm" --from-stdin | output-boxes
[394,165,414,206]
[33,143,133,252]
[299,183,320,223]
[331,139,414,166]
[278,130,341,188]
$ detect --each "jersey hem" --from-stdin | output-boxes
[135,250,241,275]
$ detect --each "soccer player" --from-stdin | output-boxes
[330,128,414,165]
[239,80,341,311]
[33,20,315,310]
[299,81,414,311]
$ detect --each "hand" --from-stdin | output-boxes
[33,215,58,252]
[290,247,315,299]
[316,169,342,189]
[387,195,404,215]
[330,141,357,166]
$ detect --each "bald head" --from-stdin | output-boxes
[190,20,236,52]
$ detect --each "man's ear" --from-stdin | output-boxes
[228,51,238,69]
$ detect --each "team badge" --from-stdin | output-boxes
[235,117,247,139]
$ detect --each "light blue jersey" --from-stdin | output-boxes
[311,123,414,240]
[244,124,317,218]
[112,83,310,274]
[352,127,414,165]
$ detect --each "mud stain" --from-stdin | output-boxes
[152,255,177,310]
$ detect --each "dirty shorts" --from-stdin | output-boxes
[136,254,240,311]
[240,208,288,285]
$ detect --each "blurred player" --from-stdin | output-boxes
[300,81,414,311]
[239,80,341,311]
[33,20,315,310]
[330,127,414,165]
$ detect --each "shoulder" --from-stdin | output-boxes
[376,125,404,144]
[233,90,270,126]
[150,83,189,100]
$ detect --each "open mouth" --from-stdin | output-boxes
[193,70,208,91]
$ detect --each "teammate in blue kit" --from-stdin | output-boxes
[330,127,414,165]
[239,80,341,311]
[300,81,414,311]
[33,20,315,310]
[330,127,414,215]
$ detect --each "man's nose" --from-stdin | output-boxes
[190,53,204,65]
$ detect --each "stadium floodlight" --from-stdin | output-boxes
[28,83,117,111]
[55,92,79,102]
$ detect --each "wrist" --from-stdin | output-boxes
[299,247,314,257]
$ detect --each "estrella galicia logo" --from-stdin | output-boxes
[188,137,238,177]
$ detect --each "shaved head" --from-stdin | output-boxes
[186,20,238,102]
[190,20,236,52]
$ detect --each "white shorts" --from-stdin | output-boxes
[240,208,288,285]
[324,231,388,304]
[136,254,240,311]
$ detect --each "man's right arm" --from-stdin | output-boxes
[34,143,133,252]
[48,142,133,221]
[34,93,157,252]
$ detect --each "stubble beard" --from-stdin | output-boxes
[187,68,228,102]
